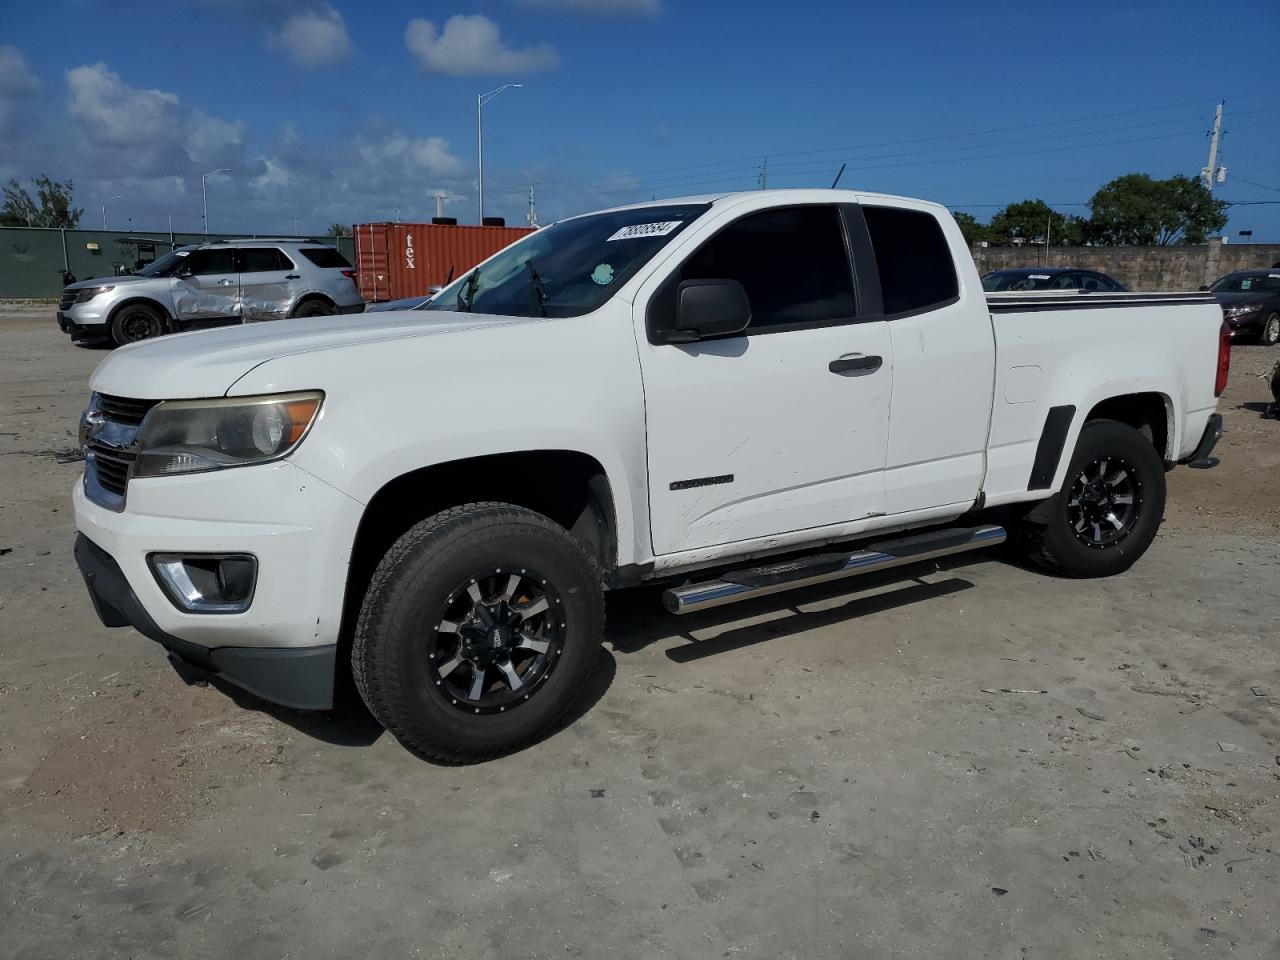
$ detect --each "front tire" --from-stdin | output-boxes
[1013,419,1166,578]
[110,303,165,345]
[352,503,604,763]
[1261,312,1280,346]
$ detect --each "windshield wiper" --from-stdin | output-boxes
[526,259,549,318]
[457,268,480,312]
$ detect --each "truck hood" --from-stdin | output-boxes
[89,310,530,400]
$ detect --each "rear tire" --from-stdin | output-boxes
[1261,312,1280,346]
[352,503,604,764]
[291,297,336,318]
[110,303,165,346]
[1013,419,1165,578]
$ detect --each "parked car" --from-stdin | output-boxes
[73,188,1226,763]
[56,240,364,346]
[1203,270,1280,345]
[981,267,1127,292]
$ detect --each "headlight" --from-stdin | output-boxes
[75,285,114,303]
[133,392,323,477]
[1223,304,1259,318]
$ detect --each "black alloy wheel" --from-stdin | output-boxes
[1066,456,1141,548]
[427,568,565,714]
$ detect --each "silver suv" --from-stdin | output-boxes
[57,240,365,346]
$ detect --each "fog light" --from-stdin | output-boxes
[149,554,257,613]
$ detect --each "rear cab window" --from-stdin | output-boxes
[861,206,958,316]
[299,247,353,269]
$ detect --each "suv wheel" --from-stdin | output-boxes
[111,304,165,346]
[292,297,336,318]
[352,503,604,763]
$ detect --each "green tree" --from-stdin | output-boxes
[0,175,84,228]
[988,199,1083,246]
[1087,173,1227,246]
[951,211,989,246]
[327,222,351,237]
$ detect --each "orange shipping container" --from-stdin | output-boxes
[352,222,534,302]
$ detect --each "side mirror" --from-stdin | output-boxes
[176,264,194,278]
[668,279,751,342]
[1198,284,1209,291]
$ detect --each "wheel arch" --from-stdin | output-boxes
[337,450,619,667]
[107,296,173,328]
[291,291,337,315]
[1084,391,1173,463]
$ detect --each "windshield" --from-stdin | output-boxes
[136,248,192,277]
[981,271,1058,292]
[1210,273,1280,293]
[424,204,710,318]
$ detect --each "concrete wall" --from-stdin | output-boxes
[0,227,357,299]
[970,242,1280,292]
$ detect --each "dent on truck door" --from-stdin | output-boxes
[639,204,892,556]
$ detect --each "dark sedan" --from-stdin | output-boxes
[981,267,1128,293]
[1205,271,1280,345]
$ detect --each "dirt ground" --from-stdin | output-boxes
[2,302,1278,960]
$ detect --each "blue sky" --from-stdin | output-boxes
[3,0,1279,239]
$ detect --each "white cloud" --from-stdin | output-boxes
[64,63,243,175]
[516,0,660,15]
[271,4,352,68]
[405,15,559,76]
[0,45,40,95]
[0,45,41,137]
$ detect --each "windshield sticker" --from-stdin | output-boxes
[1029,274,1050,280]
[1270,274,1280,279]
[591,263,615,285]
[606,221,682,242]
[1241,279,1254,289]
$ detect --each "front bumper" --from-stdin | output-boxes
[1224,314,1263,338]
[75,534,337,709]
[57,311,111,342]
[72,459,364,710]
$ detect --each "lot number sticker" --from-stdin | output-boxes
[607,221,682,241]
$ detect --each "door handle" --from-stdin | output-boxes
[829,354,883,375]
[284,274,300,279]
[218,278,235,286]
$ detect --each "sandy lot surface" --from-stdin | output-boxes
[1,302,1278,959]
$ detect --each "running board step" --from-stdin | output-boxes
[661,524,1006,615]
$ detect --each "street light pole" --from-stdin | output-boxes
[476,83,522,223]
[101,194,123,230]
[202,168,229,235]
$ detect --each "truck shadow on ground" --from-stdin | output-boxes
[605,556,982,662]
[208,647,619,754]
[217,553,996,754]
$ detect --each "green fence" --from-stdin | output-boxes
[0,227,356,299]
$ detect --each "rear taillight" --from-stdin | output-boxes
[1215,321,1231,397]
[341,269,357,287]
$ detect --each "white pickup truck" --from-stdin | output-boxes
[73,189,1229,762]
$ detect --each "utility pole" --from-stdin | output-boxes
[757,157,768,190]
[101,195,123,230]
[527,184,538,227]
[1044,217,1052,268]
[1201,102,1228,288]
[1201,101,1226,192]
[202,168,229,235]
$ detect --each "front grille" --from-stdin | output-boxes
[89,444,136,498]
[98,394,160,426]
